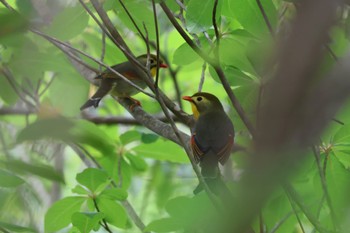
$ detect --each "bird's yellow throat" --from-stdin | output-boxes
[150,67,157,77]
[190,103,200,120]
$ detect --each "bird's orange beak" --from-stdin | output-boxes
[182,96,193,102]
[160,63,168,68]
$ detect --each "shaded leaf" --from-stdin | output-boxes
[222,0,277,36]
[186,0,221,33]
[126,153,148,172]
[2,159,64,183]
[44,6,89,40]
[0,221,35,233]
[145,218,182,232]
[0,169,25,188]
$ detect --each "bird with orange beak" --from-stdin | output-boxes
[182,92,235,194]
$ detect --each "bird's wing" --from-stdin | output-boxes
[190,134,206,163]
[217,134,234,165]
[95,62,138,80]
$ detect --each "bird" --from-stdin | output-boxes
[80,54,168,111]
[182,92,235,195]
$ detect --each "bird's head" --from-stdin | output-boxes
[137,54,168,77]
[182,92,224,120]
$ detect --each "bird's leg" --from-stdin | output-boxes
[122,97,142,111]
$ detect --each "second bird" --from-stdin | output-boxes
[80,54,168,110]
[183,92,235,194]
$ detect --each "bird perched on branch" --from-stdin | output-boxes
[80,54,168,111]
[183,92,234,195]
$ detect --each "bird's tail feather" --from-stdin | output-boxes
[80,98,101,110]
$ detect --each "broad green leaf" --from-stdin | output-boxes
[45,196,86,232]
[2,159,64,183]
[209,66,255,87]
[0,169,25,187]
[0,221,35,233]
[223,0,277,37]
[120,130,141,145]
[326,154,350,226]
[133,139,189,163]
[96,197,130,229]
[71,212,104,233]
[173,41,200,66]
[49,71,89,116]
[100,188,128,201]
[76,168,109,193]
[186,0,221,33]
[145,218,182,232]
[126,153,148,172]
[16,117,75,143]
[108,0,156,40]
[141,133,159,144]
[72,185,90,195]
[70,120,116,156]
[44,6,89,41]
[219,37,256,75]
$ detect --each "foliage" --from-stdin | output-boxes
[0,0,349,233]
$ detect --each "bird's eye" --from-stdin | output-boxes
[197,97,202,102]
[150,59,155,64]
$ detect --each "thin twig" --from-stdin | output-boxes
[283,183,333,233]
[256,0,274,36]
[39,74,56,97]
[198,62,207,92]
[269,211,294,233]
[312,145,338,231]
[212,0,220,46]
[92,198,113,233]
[285,190,306,233]
[100,30,106,72]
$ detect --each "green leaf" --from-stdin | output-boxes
[141,133,159,144]
[0,169,24,187]
[186,0,221,33]
[219,37,256,75]
[223,0,277,36]
[209,66,256,87]
[0,75,18,105]
[45,196,86,232]
[44,6,89,40]
[120,130,141,145]
[49,71,89,117]
[0,10,28,38]
[133,139,189,163]
[96,197,129,229]
[72,185,90,195]
[2,159,64,183]
[70,120,116,156]
[173,40,203,66]
[76,168,109,193]
[108,0,156,40]
[71,212,104,233]
[126,153,148,172]
[145,218,182,232]
[100,188,128,201]
[16,117,75,143]
[0,221,35,233]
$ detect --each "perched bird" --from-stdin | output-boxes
[182,92,234,195]
[80,54,168,110]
